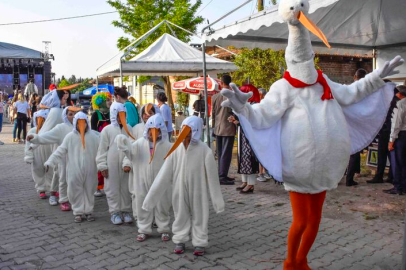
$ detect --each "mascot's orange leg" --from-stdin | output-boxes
[284,191,326,270]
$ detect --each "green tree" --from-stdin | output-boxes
[58,79,70,88]
[232,48,286,90]
[108,0,204,109]
[176,91,189,112]
[68,75,77,85]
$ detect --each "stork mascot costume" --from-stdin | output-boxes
[96,102,135,225]
[45,112,100,223]
[143,116,225,256]
[27,106,82,211]
[117,114,172,242]
[221,0,404,269]
[24,109,52,194]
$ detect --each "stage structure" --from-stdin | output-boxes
[0,41,54,96]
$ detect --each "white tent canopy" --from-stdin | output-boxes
[0,41,42,59]
[97,33,237,77]
[205,0,406,79]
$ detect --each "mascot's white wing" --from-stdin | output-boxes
[342,83,395,154]
[237,112,283,182]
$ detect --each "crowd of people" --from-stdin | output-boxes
[1,69,404,259]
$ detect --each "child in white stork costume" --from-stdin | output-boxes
[117,114,172,242]
[96,102,135,225]
[45,112,100,223]
[221,0,404,269]
[24,109,53,195]
[37,88,71,205]
[27,106,82,211]
[143,116,225,256]
[131,103,160,140]
[126,103,161,222]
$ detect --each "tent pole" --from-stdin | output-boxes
[202,42,210,147]
[119,59,123,87]
[96,76,99,91]
[372,48,377,70]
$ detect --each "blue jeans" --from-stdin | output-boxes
[0,113,3,133]
[13,119,18,139]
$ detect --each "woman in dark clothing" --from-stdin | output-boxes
[228,84,261,194]
[30,93,39,128]
[90,92,112,196]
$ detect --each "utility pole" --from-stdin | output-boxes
[258,0,264,11]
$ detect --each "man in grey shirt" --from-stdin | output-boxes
[386,85,406,195]
[212,75,236,185]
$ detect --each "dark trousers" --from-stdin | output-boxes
[216,135,234,179]
[376,131,391,179]
[346,152,361,184]
[17,113,27,140]
[393,131,406,192]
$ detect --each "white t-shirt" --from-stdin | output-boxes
[160,104,173,132]
[15,101,30,115]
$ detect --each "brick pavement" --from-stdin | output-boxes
[0,122,404,270]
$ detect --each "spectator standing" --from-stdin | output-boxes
[367,82,397,184]
[29,93,39,128]
[385,85,406,195]
[229,84,261,194]
[346,69,367,186]
[156,92,174,141]
[11,94,19,142]
[14,94,30,143]
[24,79,38,99]
[0,94,4,145]
[212,75,236,185]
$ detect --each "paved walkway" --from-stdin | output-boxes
[0,122,404,270]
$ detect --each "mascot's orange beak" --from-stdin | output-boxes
[36,117,45,134]
[149,128,159,163]
[164,125,191,160]
[118,111,135,140]
[298,11,331,49]
[77,119,87,149]
[67,106,82,112]
[145,103,154,116]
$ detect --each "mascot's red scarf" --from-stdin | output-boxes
[284,70,334,101]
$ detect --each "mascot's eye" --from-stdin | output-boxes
[290,6,294,10]
[301,3,304,7]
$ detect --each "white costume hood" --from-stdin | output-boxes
[143,114,168,141]
[73,112,90,132]
[181,116,203,145]
[110,102,126,127]
[40,90,60,108]
[33,109,49,128]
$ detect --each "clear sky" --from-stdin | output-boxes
[0,0,274,79]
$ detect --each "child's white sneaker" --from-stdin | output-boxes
[111,213,123,225]
[94,189,104,197]
[49,196,58,206]
[257,174,267,182]
[122,212,133,224]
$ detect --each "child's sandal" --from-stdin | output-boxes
[193,246,205,256]
[136,233,148,242]
[161,233,170,242]
[86,214,95,222]
[174,243,185,254]
[74,215,83,223]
